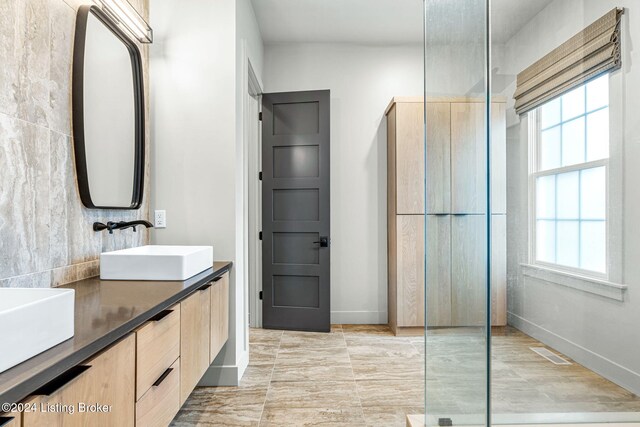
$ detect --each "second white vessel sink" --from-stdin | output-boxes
[0,288,75,373]
[100,245,213,281]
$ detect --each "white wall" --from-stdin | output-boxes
[263,43,423,323]
[150,0,263,385]
[499,0,640,394]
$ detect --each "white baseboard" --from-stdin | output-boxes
[508,312,640,395]
[198,351,249,387]
[330,311,387,324]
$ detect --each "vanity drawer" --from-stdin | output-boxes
[136,305,180,401]
[22,334,135,427]
[135,358,180,427]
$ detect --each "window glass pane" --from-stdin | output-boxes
[540,126,561,170]
[541,97,561,129]
[561,85,585,120]
[556,221,579,268]
[581,166,606,220]
[536,220,556,263]
[586,108,609,161]
[536,175,556,219]
[556,171,579,219]
[581,221,606,273]
[586,75,609,112]
[561,117,585,166]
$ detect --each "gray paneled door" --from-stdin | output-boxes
[262,90,330,332]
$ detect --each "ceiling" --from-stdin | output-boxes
[251,0,554,45]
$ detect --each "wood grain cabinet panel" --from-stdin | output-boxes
[491,103,507,214]
[451,214,486,327]
[180,288,211,405]
[395,102,425,214]
[426,103,451,214]
[135,305,180,401]
[135,358,180,427]
[451,103,486,214]
[23,334,135,427]
[210,273,230,363]
[491,215,507,325]
[426,215,451,327]
[396,215,425,327]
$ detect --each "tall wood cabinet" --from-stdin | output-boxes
[386,97,507,335]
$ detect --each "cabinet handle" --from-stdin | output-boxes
[0,417,15,427]
[212,276,222,282]
[31,365,92,396]
[199,284,211,291]
[152,367,174,387]
[149,309,173,322]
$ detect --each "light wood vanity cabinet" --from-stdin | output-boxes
[22,334,136,427]
[16,272,230,427]
[180,286,211,406]
[210,272,230,363]
[386,97,507,334]
[135,305,181,426]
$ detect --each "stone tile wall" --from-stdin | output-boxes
[0,0,150,287]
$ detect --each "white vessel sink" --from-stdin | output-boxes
[100,245,213,281]
[0,288,75,373]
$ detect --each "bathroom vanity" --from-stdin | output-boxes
[0,262,231,427]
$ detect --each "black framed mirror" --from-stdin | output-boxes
[73,5,145,209]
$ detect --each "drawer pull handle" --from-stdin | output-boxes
[153,368,174,387]
[31,365,92,396]
[199,284,211,291]
[212,276,222,282]
[150,309,173,322]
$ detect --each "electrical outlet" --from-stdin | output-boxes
[154,210,166,228]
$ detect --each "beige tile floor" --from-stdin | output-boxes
[171,325,640,426]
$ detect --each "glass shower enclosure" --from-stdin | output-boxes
[421,0,640,425]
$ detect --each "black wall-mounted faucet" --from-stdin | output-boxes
[93,220,154,234]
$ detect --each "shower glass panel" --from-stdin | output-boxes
[490,1,640,425]
[423,0,491,426]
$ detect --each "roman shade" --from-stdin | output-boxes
[514,8,623,115]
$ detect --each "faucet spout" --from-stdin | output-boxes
[93,220,154,234]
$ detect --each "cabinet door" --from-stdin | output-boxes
[426,215,451,327]
[396,215,425,327]
[491,215,507,325]
[426,103,451,214]
[491,104,507,214]
[23,334,135,427]
[451,103,486,214]
[210,272,230,363]
[451,103,506,214]
[180,287,211,405]
[396,103,425,214]
[451,215,486,326]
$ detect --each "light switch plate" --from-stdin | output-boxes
[154,210,166,228]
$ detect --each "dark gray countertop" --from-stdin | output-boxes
[0,261,232,405]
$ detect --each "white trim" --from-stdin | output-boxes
[246,57,263,328]
[527,75,618,280]
[508,312,640,396]
[330,311,387,325]
[199,350,249,387]
[521,263,627,301]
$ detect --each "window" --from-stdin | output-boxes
[530,75,609,275]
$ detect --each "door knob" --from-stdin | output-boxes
[313,237,330,247]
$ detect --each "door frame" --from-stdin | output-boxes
[246,60,263,328]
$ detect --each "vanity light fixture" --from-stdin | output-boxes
[95,0,153,43]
